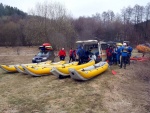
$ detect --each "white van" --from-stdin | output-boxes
[75,40,108,62]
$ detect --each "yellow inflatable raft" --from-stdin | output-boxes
[0,65,18,73]
[22,61,78,77]
[51,60,95,78]
[23,61,65,68]
[0,60,52,73]
[15,61,65,74]
[14,65,25,74]
[69,62,108,81]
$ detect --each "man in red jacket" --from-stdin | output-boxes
[58,48,66,61]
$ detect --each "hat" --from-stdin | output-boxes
[123,43,127,46]
[116,43,122,46]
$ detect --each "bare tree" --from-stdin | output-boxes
[25,1,76,49]
[145,2,150,22]
[132,5,144,24]
[108,10,115,21]
[125,6,133,23]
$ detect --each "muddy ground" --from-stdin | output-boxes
[0,47,150,113]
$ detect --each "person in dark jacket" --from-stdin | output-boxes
[77,46,85,64]
[127,44,133,65]
[58,48,66,61]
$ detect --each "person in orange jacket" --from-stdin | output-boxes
[58,48,66,61]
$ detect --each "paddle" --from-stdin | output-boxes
[112,69,117,75]
[106,60,117,75]
[109,65,117,75]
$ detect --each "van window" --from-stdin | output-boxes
[83,44,97,50]
[101,44,108,50]
[83,44,99,56]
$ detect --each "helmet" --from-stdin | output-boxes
[123,43,127,46]
[116,43,122,46]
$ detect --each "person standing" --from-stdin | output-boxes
[112,46,117,65]
[77,46,85,64]
[117,45,122,65]
[69,48,74,63]
[106,46,109,61]
[127,44,133,65]
[58,48,66,61]
[106,46,113,65]
[120,43,128,69]
[72,49,76,61]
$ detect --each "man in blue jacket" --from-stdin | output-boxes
[120,43,128,69]
[77,46,85,64]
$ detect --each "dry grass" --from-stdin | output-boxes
[0,47,150,113]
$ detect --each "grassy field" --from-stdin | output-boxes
[0,47,150,113]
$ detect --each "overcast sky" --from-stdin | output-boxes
[1,0,150,18]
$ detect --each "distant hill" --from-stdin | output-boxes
[0,3,27,17]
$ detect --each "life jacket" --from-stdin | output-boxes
[121,46,128,56]
[122,47,128,53]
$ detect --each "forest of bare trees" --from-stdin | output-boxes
[0,2,150,49]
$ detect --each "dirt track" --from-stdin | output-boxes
[0,47,150,113]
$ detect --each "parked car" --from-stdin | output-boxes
[32,50,55,63]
